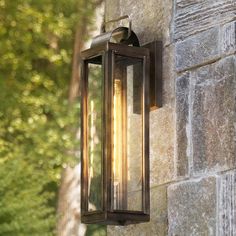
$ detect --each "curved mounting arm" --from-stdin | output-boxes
[102,15,132,38]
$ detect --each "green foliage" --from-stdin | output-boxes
[0,0,98,235]
[86,224,106,236]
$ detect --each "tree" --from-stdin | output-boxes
[0,0,96,234]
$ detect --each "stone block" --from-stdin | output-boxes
[163,45,175,105]
[106,0,173,46]
[119,0,163,44]
[175,72,190,177]
[221,21,236,55]
[174,0,236,40]
[148,44,175,186]
[191,56,236,175]
[107,186,167,236]
[217,171,236,235]
[168,176,217,235]
[105,0,121,29]
[150,107,175,186]
[175,21,236,72]
[175,27,220,72]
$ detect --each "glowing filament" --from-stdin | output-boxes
[90,100,94,178]
[113,79,122,208]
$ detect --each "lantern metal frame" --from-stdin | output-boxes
[80,16,162,225]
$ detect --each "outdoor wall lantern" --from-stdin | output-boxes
[80,15,162,225]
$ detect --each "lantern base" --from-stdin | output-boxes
[81,211,150,225]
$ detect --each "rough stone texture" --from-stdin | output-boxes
[174,0,236,40]
[150,107,175,186]
[217,171,236,235]
[221,21,236,55]
[162,45,176,105]
[108,186,167,236]
[149,41,175,187]
[191,56,236,175]
[168,176,217,235]
[175,22,236,72]
[120,0,172,44]
[175,72,190,177]
[175,27,220,72]
[104,0,121,29]
[149,44,175,186]
[105,0,173,46]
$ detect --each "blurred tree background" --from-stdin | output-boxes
[0,0,104,235]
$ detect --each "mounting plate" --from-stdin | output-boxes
[143,41,162,110]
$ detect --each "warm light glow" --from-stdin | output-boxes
[88,100,94,210]
[113,79,122,209]
[90,100,94,178]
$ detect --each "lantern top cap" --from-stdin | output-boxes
[91,15,140,48]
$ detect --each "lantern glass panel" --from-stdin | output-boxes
[87,56,103,212]
[112,55,143,212]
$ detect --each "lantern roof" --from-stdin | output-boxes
[91,15,140,48]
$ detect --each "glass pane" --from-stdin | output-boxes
[112,55,143,211]
[87,56,103,212]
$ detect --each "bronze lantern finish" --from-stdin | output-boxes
[80,16,161,225]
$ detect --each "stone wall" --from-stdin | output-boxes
[106,0,236,235]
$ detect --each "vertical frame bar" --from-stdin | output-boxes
[105,48,113,213]
[110,50,115,211]
[81,59,89,214]
[142,54,150,215]
[121,65,128,210]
